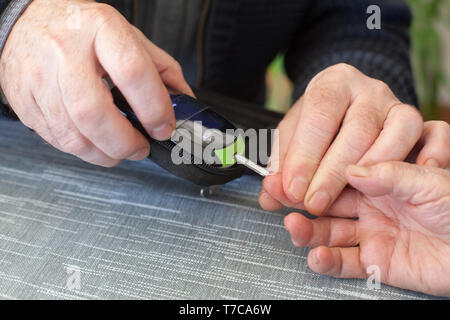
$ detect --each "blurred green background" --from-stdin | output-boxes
[266,0,450,122]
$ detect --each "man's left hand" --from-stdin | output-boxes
[260,63,426,214]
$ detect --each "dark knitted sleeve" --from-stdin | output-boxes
[0,0,33,119]
[284,0,418,108]
[0,0,11,12]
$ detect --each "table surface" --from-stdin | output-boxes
[0,119,441,300]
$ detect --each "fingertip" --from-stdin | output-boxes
[258,190,283,211]
[262,174,281,197]
[284,212,313,247]
[308,246,333,274]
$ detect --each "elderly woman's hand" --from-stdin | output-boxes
[284,162,450,297]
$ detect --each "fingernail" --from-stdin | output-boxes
[128,146,150,161]
[288,176,308,202]
[307,190,331,214]
[312,250,320,265]
[424,158,439,168]
[150,123,175,141]
[347,165,371,178]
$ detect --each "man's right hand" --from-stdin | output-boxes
[0,0,193,167]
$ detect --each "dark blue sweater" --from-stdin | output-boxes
[0,0,418,120]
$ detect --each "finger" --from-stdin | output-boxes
[8,88,60,148]
[323,188,360,218]
[303,94,386,215]
[268,99,303,174]
[358,104,423,165]
[260,102,302,208]
[32,79,121,167]
[282,68,353,205]
[58,56,150,162]
[258,189,283,211]
[308,246,366,279]
[415,121,450,168]
[133,27,194,97]
[262,174,306,210]
[345,162,450,201]
[95,15,175,140]
[284,212,359,248]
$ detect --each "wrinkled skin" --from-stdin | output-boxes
[285,162,450,297]
[0,0,193,167]
[259,80,450,296]
[260,64,449,216]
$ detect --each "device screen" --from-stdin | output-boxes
[171,95,233,132]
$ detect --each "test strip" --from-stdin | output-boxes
[234,154,270,177]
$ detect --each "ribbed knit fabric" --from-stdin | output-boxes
[0,0,32,119]
[284,0,418,107]
[202,0,418,108]
[0,0,11,13]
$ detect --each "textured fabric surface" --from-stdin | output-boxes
[0,118,443,300]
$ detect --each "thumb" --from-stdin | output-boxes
[345,162,450,203]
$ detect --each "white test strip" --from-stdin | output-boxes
[234,154,270,177]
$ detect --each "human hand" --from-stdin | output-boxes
[409,120,450,168]
[284,162,450,297]
[258,63,442,213]
[260,117,449,212]
[0,0,193,167]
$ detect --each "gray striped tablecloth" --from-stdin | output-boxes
[0,118,441,300]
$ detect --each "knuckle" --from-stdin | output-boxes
[70,103,102,125]
[430,120,450,134]
[119,57,145,85]
[70,93,112,126]
[308,70,344,92]
[109,143,135,160]
[321,163,348,186]
[58,132,90,156]
[305,81,341,106]
[375,162,397,181]
[88,3,119,25]
[327,63,355,75]
[140,104,171,128]
[303,109,339,139]
[371,79,393,98]
[401,105,423,131]
[344,113,381,153]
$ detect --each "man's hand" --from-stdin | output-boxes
[259,63,447,214]
[0,0,193,167]
[283,162,450,297]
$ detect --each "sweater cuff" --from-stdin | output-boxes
[0,0,32,55]
[0,0,32,119]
